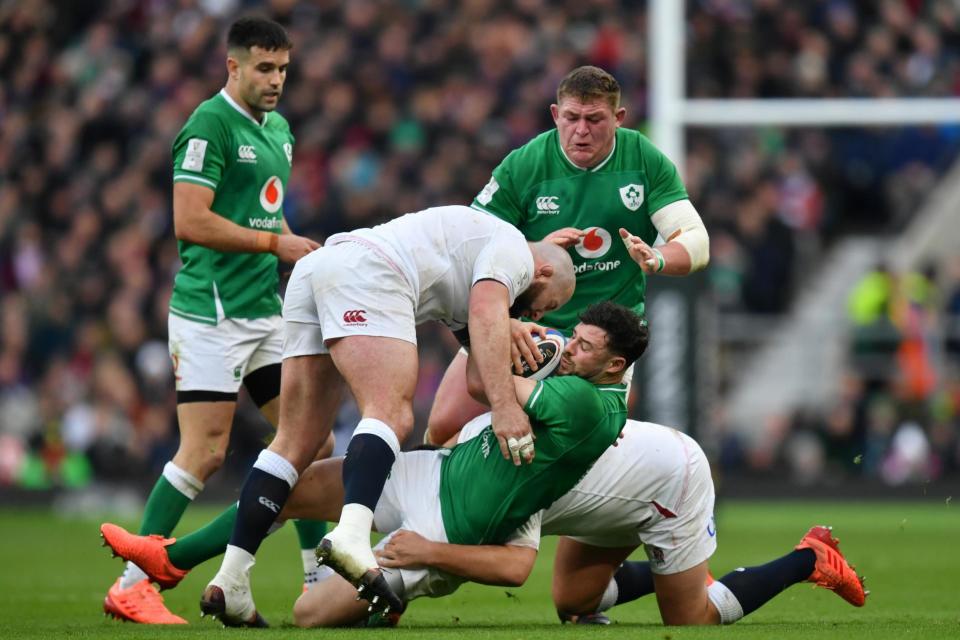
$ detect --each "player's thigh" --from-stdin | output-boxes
[426,348,489,446]
[267,354,345,470]
[293,573,368,628]
[328,335,418,432]
[552,537,636,612]
[652,560,717,625]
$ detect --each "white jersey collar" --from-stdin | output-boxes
[219,88,268,127]
[557,133,617,173]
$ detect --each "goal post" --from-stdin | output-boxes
[649,0,960,171]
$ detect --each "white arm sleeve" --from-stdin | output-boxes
[650,199,710,272]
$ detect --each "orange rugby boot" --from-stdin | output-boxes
[100,523,188,590]
[795,525,867,607]
[103,578,187,624]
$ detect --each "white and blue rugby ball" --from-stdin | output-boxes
[519,329,566,381]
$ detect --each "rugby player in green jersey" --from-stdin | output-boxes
[427,65,711,446]
[102,17,327,625]
[98,302,648,626]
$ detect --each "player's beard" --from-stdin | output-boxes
[255,89,281,112]
[509,281,547,319]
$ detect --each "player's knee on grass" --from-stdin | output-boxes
[292,578,370,628]
[553,584,604,617]
[653,563,718,626]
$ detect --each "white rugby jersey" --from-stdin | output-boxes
[327,205,533,331]
[457,416,703,538]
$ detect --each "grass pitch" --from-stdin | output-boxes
[1,500,957,639]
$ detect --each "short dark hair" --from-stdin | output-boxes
[227,16,292,52]
[557,66,620,110]
[578,301,648,366]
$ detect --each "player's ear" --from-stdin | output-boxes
[605,355,626,377]
[535,263,555,280]
[226,55,239,79]
[614,107,626,126]
[550,103,560,123]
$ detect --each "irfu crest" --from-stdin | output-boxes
[619,184,644,211]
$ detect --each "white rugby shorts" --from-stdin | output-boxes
[544,424,716,575]
[372,448,541,602]
[283,241,417,357]
[167,313,282,393]
[372,450,466,602]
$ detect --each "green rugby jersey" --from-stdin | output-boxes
[170,90,294,324]
[439,375,627,545]
[471,128,687,333]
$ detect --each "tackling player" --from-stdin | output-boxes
[427,65,710,445]
[99,302,649,626]
[195,204,576,623]
[102,17,327,625]
[367,419,866,627]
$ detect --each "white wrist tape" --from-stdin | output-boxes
[651,199,710,272]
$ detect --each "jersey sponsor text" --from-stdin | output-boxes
[249,217,282,229]
[574,259,622,275]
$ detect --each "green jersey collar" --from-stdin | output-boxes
[596,383,628,393]
[556,131,617,173]
[219,89,268,128]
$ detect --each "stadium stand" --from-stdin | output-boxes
[0,0,957,495]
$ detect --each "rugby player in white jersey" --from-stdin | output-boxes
[359,416,867,627]
[198,204,576,623]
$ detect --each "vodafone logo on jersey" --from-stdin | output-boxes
[259,176,284,213]
[575,227,612,259]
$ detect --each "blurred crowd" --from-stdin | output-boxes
[2,0,960,493]
[716,257,960,486]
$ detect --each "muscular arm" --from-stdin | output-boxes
[375,529,537,587]
[173,182,319,261]
[465,355,536,408]
[468,280,533,463]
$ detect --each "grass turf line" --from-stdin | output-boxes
[0,501,957,639]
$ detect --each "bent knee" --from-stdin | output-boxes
[292,595,321,628]
[552,588,598,617]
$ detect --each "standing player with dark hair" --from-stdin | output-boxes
[427,65,711,445]
[102,16,327,624]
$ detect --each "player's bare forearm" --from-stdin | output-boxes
[467,282,520,412]
[656,240,694,275]
[174,182,277,253]
[468,281,533,463]
[619,229,706,276]
[630,199,709,275]
[174,183,319,260]
[465,355,536,408]
[375,530,536,587]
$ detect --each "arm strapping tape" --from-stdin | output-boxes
[650,199,710,272]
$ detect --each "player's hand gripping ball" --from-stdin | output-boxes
[519,329,566,381]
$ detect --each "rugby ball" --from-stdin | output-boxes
[519,329,566,381]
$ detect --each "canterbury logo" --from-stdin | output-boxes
[535,195,559,214]
[342,309,367,324]
[238,145,257,161]
[258,496,279,513]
